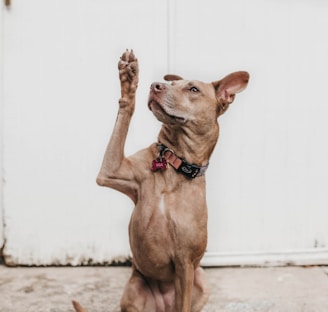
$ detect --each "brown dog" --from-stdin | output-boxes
[73,50,249,312]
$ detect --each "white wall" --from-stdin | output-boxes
[2,0,328,266]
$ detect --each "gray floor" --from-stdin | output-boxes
[1,266,328,311]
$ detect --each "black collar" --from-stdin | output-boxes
[156,143,208,179]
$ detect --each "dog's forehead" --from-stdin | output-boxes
[169,79,210,88]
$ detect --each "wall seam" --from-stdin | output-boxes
[0,2,7,263]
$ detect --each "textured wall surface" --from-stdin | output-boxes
[1,0,328,265]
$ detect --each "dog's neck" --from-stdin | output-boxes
[158,123,219,166]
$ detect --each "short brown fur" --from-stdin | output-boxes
[73,50,249,312]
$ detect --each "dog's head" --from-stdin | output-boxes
[148,71,249,130]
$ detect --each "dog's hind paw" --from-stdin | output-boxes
[72,300,88,312]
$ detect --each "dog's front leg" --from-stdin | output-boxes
[97,50,139,202]
[174,262,195,312]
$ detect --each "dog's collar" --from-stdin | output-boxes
[156,143,208,179]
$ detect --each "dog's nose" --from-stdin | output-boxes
[150,82,166,93]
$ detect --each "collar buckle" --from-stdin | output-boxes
[156,143,208,179]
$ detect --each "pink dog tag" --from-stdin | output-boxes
[151,158,167,171]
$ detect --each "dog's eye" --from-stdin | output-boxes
[190,87,199,93]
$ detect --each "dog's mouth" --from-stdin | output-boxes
[148,100,186,123]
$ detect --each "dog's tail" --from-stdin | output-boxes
[72,300,89,312]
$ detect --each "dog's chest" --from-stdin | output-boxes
[129,175,208,267]
[137,172,207,220]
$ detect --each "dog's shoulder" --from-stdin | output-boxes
[126,143,158,176]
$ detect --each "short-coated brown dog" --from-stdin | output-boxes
[73,50,249,312]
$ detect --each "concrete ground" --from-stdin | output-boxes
[0,266,328,312]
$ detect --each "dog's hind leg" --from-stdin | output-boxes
[120,267,156,312]
[191,267,210,312]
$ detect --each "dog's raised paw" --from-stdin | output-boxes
[118,49,139,105]
[118,49,139,86]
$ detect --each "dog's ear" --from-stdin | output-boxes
[213,71,249,115]
[164,74,184,82]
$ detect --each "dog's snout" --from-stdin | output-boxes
[151,82,166,93]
